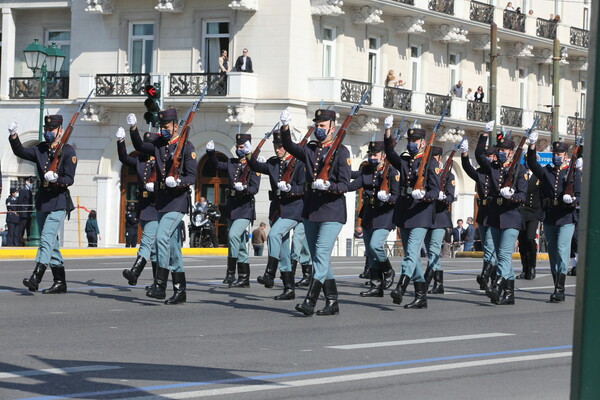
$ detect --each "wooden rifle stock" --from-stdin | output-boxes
[239,122,279,185]
[280,126,314,183]
[563,143,582,197]
[413,132,436,191]
[502,115,538,189]
[439,149,456,191]
[379,127,404,193]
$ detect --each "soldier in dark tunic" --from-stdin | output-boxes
[517,169,543,280]
[5,188,20,247]
[124,203,139,247]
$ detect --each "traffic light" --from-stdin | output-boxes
[144,82,161,127]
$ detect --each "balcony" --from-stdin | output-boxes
[9,77,69,99]
[383,87,412,111]
[500,106,523,127]
[536,18,557,40]
[340,79,372,105]
[95,74,150,97]
[469,1,493,24]
[570,27,590,48]
[169,73,227,96]
[428,0,454,15]
[425,93,452,117]
[392,0,414,4]
[567,116,585,136]
[503,10,525,33]
[534,111,552,131]
[466,101,490,122]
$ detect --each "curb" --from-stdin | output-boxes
[455,251,550,260]
[0,247,228,260]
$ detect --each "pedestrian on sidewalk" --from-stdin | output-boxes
[85,210,100,247]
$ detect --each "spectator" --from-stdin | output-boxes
[466,88,475,101]
[5,188,19,246]
[463,217,475,251]
[528,10,534,16]
[549,13,554,21]
[17,177,33,246]
[354,226,363,239]
[0,225,7,247]
[385,70,400,87]
[452,219,467,252]
[516,7,521,14]
[234,48,254,73]
[474,86,485,102]
[218,49,230,73]
[124,202,138,248]
[252,222,267,256]
[553,15,561,23]
[85,210,100,247]
[450,80,463,98]
[505,2,515,11]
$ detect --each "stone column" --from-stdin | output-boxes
[1,8,16,100]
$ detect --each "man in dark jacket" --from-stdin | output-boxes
[234,48,254,72]
[17,177,34,246]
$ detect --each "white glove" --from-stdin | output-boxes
[44,171,58,183]
[280,109,291,126]
[278,181,291,192]
[257,155,267,163]
[575,158,583,171]
[145,182,154,192]
[500,187,515,199]
[527,130,538,145]
[8,121,18,135]
[116,127,126,140]
[458,140,468,154]
[206,140,215,151]
[563,194,574,204]
[411,189,426,200]
[165,176,179,188]
[438,191,446,201]
[313,179,331,191]
[126,113,137,127]
[384,115,394,130]
[234,182,246,191]
[242,140,252,155]
[377,190,390,202]
[484,120,495,133]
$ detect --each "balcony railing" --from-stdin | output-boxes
[340,79,372,105]
[534,111,552,131]
[169,73,227,96]
[567,116,585,136]
[9,77,69,99]
[570,27,590,48]
[428,0,454,15]
[500,106,523,127]
[467,101,490,122]
[95,74,150,96]
[392,0,414,4]
[425,93,451,116]
[503,10,525,32]
[536,18,557,39]
[469,1,494,24]
[383,87,412,111]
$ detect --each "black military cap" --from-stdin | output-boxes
[144,132,160,143]
[431,146,443,156]
[496,139,515,150]
[158,108,178,124]
[236,133,252,144]
[552,141,568,153]
[10,187,18,194]
[272,130,282,146]
[44,115,63,128]
[407,128,426,140]
[484,147,496,156]
[313,109,336,122]
[368,141,384,153]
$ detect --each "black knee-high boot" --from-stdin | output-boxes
[231,262,250,287]
[146,267,169,299]
[316,279,339,316]
[257,256,278,288]
[123,256,147,286]
[23,262,47,292]
[165,271,187,304]
[42,265,67,294]
[428,270,444,294]
[274,271,295,300]
[223,257,237,286]
[295,278,322,316]
[390,274,411,305]
[295,264,312,287]
[404,281,428,309]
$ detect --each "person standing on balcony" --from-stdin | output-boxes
[450,81,463,98]
[474,86,485,102]
[385,70,398,87]
[505,2,515,11]
[466,88,475,101]
[218,49,230,73]
[235,48,254,73]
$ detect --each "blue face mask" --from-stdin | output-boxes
[407,142,419,156]
[314,127,328,141]
[552,155,563,167]
[368,158,379,167]
[160,129,172,140]
[497,151,507,164]
[43,131,55,143]
[236,149,246,158]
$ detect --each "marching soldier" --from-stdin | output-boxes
[280,108,350,316]
[527,134,581,302]
[517,168,543,280]
[5,188,20,247]
[205,134,261,288]
[129,109,197,304]
[384,117,440,309]
[9,116,76,294]
[247,130,308,300]
[116,127,159,287]
[474,130,527,305]
[125,203,139,247]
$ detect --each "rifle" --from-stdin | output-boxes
[439,136,466,191]
[280,126,314,184]
[502,115,539,189]
[563,136,584,197]
[47,89,94,173]
[316,90,370,181]
[239,122,279,185]
[380,127,409,193]
[168,86,208,180]
[413,110,447,191]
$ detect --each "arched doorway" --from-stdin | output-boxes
[119,152,142,244]
[196,152,230,245]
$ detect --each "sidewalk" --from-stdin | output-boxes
[0,247,228,259]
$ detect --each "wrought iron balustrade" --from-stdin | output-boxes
[570,27,589,48]
[534,111,552,131]
[536,18,557,39]
[340,79,372,105]
[170,73,227,96]
[9,77,69,99]
[428,0,454,15]
[425,93,452,116]
[467,101,490,122]
[503,10,525,32]
[500,106,523,127]
[470,1,494,24]
[392,0,414,4]
[567,116,585,136]
[383,87,412,111]
[95,74,150,96]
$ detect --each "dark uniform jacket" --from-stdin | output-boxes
[131,128,197,214]
[17,186,33,220]
[5,196,20,224]
[475,135,527,230]
[117,140,158,222]
[9,135,76,213]
[280,126,350,224]
[348,163,399,231]
[207,150,261,221]
[433,170,455,229]
[461,153,493,227]
[527,148,580,226]
[519,173,544,225]
[384,136,440,229]
[125,211,138,231]
[247,154,305,222]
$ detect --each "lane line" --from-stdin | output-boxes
[0,365,121,379]
[325,332,514,350]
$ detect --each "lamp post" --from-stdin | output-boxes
[22,39,65,246]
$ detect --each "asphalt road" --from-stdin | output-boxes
[0,256,575,400]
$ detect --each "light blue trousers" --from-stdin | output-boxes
[35,210,66,266]
[479,225,496,264]
[291,222,311,265]
[544,223,575,275]
[268,217,298,272]
[228,218,250,263]
[303,220,343,283]
[399,227,427,282]
[489,227,518,279]
[138,220,158,263]
[363,228,390,269]
[156,212,184,273]
[425,228,446,272]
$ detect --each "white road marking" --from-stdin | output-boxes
[0,365,121,379]
[325,332,514,350]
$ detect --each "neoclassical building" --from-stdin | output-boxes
[0,0,589,251]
